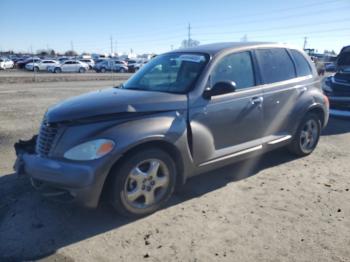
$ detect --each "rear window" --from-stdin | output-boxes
[256,48,296,84]
[290,49,312,76]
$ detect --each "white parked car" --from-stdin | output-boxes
[0,58,14,70]
[25,60,59,71]
[79,59,95,69]
[126,59,143,72]
[48,60,89,73]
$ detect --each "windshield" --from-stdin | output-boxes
[122,53,208,94]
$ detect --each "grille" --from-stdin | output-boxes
[36,120,59,156]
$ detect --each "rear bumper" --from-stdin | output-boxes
[13,137,113,208]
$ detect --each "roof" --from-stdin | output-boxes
[174,42,279,56]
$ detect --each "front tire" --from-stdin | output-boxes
[109,148,176,218]
[54,67,61,73]
[288,113,321,156]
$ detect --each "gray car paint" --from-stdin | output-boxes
[15,42,329,208]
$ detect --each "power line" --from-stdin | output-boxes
[192,18,350,37]
[194,5,349,30]
[193,0,346,28]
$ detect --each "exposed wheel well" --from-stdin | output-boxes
[307,106,325,126]
[101,141,185,201]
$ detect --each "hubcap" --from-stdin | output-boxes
[124,159,170,209]
[300,119,318,152]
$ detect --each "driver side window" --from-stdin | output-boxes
[211,51,255,90]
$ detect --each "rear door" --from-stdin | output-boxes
[189,51,264,166]
[254,48,301,140]
[61,61,72,72]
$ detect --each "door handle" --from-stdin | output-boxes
[295,85,307,94]
[251,96,264,105]
[299,87,307,94]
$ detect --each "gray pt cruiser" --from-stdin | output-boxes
[14,42,329,217]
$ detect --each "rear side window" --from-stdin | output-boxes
[290,49,312,76]
[211,51,255,90]
[255,48,296,84]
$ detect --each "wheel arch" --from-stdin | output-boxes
[306,103,327,127]
[101,139,186,201]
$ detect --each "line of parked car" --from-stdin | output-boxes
[0,55,148,73]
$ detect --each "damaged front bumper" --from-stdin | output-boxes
[13,136,110,208]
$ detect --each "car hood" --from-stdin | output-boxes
[46,87,187,123]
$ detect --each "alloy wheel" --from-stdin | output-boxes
[300,119,319,152]
[124,159,170,209]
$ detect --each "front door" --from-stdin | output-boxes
[189,51,264,166]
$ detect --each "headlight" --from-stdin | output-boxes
[64,139,115,160]
[322,77,333,93]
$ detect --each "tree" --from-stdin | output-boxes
[37,49,56,57]
[64,50,78,56]
[37,49,49,56]
[180,39,200,48]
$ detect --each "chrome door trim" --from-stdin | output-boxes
[199,145,263,167]
[267,135,292,145]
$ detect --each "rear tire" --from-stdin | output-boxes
[109,148,176,218]
[79,67,86,73]
[54,68,61,73]
[100,67,106,73]
[288,113,321,156]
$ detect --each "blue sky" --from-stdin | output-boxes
[1,0,349,55]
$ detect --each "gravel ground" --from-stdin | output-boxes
[0,79,349,262]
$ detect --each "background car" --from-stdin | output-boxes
[93,59,128,73]
[16,57,41,69]
[47,60,89,73]
[126,59,142,72]
[79,59,95,69]
[325,62,336,72]
[0,58,14,70]
[25,60,59,71]
[58,57,69,64]
[322,45,350,117]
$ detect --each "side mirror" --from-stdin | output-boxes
[203,81,236,98]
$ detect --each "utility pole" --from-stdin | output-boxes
[31,45,36,82]
[115,40,118,56]
[187,23,191,48]
[303,37,308,50]
[110,36,114,55]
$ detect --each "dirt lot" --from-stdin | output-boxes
[0,77,349,262]
[0,69,132,84]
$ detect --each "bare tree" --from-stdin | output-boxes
[64,50,78,56]
[180,39,200,48]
